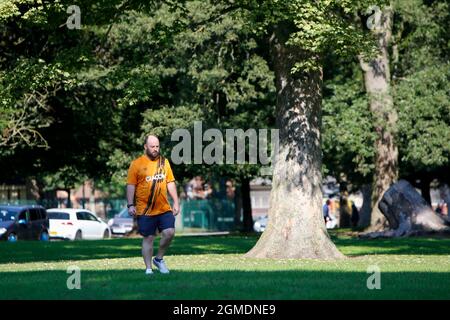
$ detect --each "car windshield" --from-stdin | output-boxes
[0,209,18,222]
[118,208,131,218]
[47,212,70,220]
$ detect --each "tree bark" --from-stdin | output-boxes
[361,180,450,238]
[241,177,254,232]
[359,5,398,232]
[245,26,344,259]
[234,184,243,229]
[358,184,372,228]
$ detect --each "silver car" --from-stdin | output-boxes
[108,208,134,235]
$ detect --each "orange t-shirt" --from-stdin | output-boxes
[126,155,175,216]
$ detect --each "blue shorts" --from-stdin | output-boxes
[137,211,175,237]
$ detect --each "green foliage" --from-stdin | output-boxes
[396,64,450,171]
[1,0,449,196]
[223,0,386,72]
[41,165,85,191]
[0,58,71,149]
[392,0,450,179]
[102,2,277,186]
[393,0,449,74]
[322,62,376,187]
[322,0,450,187]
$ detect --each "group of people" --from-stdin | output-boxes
[183,176,236,201]
[323,198,360,228]
[435,201,449,216]
[184,176,213,200]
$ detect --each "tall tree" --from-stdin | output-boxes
[246,24,344,258]
[358,4,398,231]
[234,1,378,259]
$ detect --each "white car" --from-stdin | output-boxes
[47,208,111,240]
[253,215,268,233]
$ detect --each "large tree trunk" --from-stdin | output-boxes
[361,180,450,238]
[241,177,254,232]
[359,5,398,232]
[245,26,344,259]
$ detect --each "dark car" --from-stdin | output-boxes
[0,205,50,242]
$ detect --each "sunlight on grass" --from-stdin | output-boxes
[1,234,449,299]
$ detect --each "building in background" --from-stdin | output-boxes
[250,178,272,219]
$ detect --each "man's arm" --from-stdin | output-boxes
[167,181,180,216]
[127,184,136,215]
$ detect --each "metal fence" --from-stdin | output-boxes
[180,199,236,231]
[0,198,238,232]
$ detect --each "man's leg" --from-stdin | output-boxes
[155,228,175,259]
[153,213,176,273]
[142,235,154,270]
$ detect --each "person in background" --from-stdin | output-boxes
[226,179,235,200]
[186,176,213,200]
[351,200,360,227]
[323,199,331,224]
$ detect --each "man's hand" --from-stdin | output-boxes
[167,181,180,216]
[126,184,136,216]
[172,202,180,216]
[128,205,136,216]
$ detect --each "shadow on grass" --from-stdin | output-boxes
[1,234,450,264]
[332,236,450,256]
[0,236,257,264]
[1,269,449,300]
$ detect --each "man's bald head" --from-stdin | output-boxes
[144,135,159,146]
[144,135,160,160]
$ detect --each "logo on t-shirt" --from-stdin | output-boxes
[145,173,166,182]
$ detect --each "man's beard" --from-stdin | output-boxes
[146,149,159,160]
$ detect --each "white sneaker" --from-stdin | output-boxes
[145,268,153,275]
[153,257,170,274]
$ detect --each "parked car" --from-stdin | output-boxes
[253,215,268,233]
[47,208,111,240]
[107,207,134,235]
[0,205,49,242]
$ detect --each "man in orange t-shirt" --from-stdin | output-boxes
[126,135,179,275]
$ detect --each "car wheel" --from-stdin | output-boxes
[39,230,50,242]
[7,233,17,242]
[103,229,110,239]
[74,230,82,240]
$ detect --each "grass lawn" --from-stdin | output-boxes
[1,230,449,299]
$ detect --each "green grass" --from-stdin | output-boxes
[1,231,449,299]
